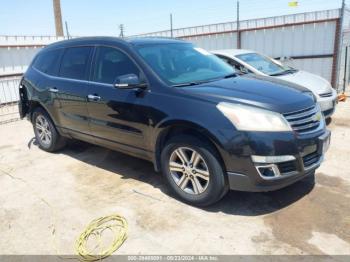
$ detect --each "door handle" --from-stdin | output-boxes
[49,87,59,93]
[87,94,101,101]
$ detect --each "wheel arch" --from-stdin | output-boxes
[28,101,55,123]
[153,120,226,173]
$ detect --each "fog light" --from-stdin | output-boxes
[256,164,281,179]
[258,166,275,177]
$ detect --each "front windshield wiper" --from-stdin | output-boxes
[172,73,238,87]
[172,78,221,87]
[172,82,203,87]
[270,69,298,76]
[223,73,238,79]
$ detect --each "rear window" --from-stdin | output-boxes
[59,47,92,80]
[32,49,63,76]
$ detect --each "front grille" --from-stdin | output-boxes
[283,106,321,134]
[319,92,333,98]
[277,160,297,174]
[303,151,321,168]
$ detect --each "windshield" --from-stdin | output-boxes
[236,53,294,76]
[136,43,234,86]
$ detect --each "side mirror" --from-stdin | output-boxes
[114,74,147,89]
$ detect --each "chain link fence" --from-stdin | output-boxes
[0,77,21,124]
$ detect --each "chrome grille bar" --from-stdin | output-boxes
[292,122,319,131]
[284,107,318,121]
[283,105,320,133]
[319,92,333,98]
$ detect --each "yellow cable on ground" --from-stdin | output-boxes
[1,166,128,261]
[75,215,128,261]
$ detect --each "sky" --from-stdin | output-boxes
[0,0,345,37]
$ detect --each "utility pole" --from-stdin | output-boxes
[170,13,174,38]
[119,24,125,38]
[334,0,346,89]
[236,0,240,49]
[53,0,64,36]
[65,21,70,39]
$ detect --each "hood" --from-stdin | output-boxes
[276,70,332,95]
[180,74,316,114]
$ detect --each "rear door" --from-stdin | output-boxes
[86,45,149,157]
[53,46,93,139]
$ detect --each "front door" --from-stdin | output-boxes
[86,46,150,158]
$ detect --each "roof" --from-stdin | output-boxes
[211,49,255,58]
[126,37,186,45]
[44,36,186,50]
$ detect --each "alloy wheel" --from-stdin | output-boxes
[169,147,210,195]
[35,115,52,146]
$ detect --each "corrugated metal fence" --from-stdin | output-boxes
[0,77,21,124]
[0,36,68,124]
[0,35,68,77]
[135,9,347,90]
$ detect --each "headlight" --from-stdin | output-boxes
[217,102,292,132]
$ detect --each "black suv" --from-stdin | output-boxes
[19,37,330,206]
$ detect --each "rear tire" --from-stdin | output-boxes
[161,135,228,207]
[32,108,66,152]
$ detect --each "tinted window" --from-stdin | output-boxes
[32,49,62,75]
[59,47,92,80]
[217,55,250,74]
[93,47,140,84]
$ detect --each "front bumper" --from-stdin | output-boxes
[221,127,331,192]
[318,91,337,118]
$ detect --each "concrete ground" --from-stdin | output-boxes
[0,104,19,124]
[0,102,350,256]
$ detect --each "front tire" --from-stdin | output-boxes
[161,135,228,207]
[32,108,66,152]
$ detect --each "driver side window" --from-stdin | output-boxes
[93,46,140,84]
[218,55,249,74]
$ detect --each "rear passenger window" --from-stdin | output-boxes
[93,46,140,84]
[59,47,92,80]
[33,49,63,76]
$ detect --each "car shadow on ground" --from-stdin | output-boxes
[29,138,315,216]
[205,176,315,215]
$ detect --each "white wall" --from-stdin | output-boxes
[0,35,68,77]
[283,57,333,83]
[138,9,340,87]
[241,22,336,58]
[0,77,20,104]
[0,47,42,76]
